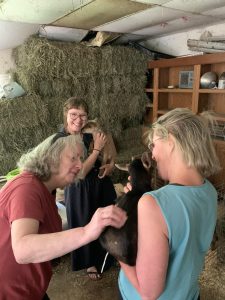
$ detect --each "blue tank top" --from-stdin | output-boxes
[118,180,217,300]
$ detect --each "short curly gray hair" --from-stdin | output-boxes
[17,134,84,181]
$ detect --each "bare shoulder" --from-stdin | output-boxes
[138,193,168,237]
[138,193,160,210]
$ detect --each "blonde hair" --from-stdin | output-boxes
[18,134,84,181]
[149,108,220,177]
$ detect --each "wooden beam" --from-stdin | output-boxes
[148,52,225,69]
[187,39,225,51]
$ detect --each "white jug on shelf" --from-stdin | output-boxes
[218,72,225,89]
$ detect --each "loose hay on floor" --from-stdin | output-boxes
[47,254,120,300]
[200,249,225,300]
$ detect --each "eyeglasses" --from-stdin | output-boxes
[69,113,87,121]
[148,137,163,151]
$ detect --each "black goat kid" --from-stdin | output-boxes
[99,154,153,266]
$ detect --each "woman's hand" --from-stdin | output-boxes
[98,162,114,178]
[93,132,106,151]
[124,176,132,193]
[84,205,127,241]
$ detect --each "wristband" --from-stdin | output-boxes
[93,148,101,152]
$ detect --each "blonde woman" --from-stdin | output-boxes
[119,108,220,300]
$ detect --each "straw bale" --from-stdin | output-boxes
[13,35,147,91]
[8,36,149,176]
[199,249,225,300]
[0,94,54,174]
[13,36,147,80]
[44,97,65,129]
[13,36,101,81]
[113,126,148,164]
[0,93,48,133]
[100,45,147,76]
[115,145,147,164]
[12,36,148,136]
[116,126,145,149]
[0,124,55,175]
[0,125,54,154]
[0,152,21,176]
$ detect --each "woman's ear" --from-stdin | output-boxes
[141,151,152,170]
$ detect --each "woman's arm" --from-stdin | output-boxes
[80,132,106,178]
[120,194,169,300]
[11,205,127,264]
[98,133,116,178]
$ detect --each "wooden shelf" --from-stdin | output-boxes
[147,52,225,184]
[199,89,225,94]
[158,88,193,93]
[148,52,225,69]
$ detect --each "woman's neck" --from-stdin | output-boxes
[43,180,56,193]
[66,128,81,135]
[168,168,204,186]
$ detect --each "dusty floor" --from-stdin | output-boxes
[47,254,120,300]
[48,250,225,300]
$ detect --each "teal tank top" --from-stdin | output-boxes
[118,180,217,300]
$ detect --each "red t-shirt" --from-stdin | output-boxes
[0,172,62,300]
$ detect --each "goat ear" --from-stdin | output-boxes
[141,151,152,170]
[115,163,129,172]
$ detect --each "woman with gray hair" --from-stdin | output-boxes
[119,108,220,300]
[0,134,127,300]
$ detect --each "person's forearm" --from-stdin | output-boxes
[120,262,139,291]
[13,227,93,264]
[119,262,159,300]
[79,150,100,178]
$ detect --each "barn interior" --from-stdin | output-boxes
[1,0,225,299]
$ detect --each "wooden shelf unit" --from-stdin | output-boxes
[147,52,225,123]
[147,52,225,185]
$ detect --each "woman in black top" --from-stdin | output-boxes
[59,97,116,280]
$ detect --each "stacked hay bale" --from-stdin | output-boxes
[0,94,54,174]
[0,36,149,176]
[13,36,148,138]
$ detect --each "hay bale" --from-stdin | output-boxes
[0,125,54,153]
[0,93,48,132]
[44,97,66,129]
[7,36,149,176]
[0,94,54,174]
[100,45,147,76]
[114,126,148,164]
[200,250,225,300]
[13,36,101,81]
[0,152,21,176]
[0,124,55,175]
[12,37,148,139]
